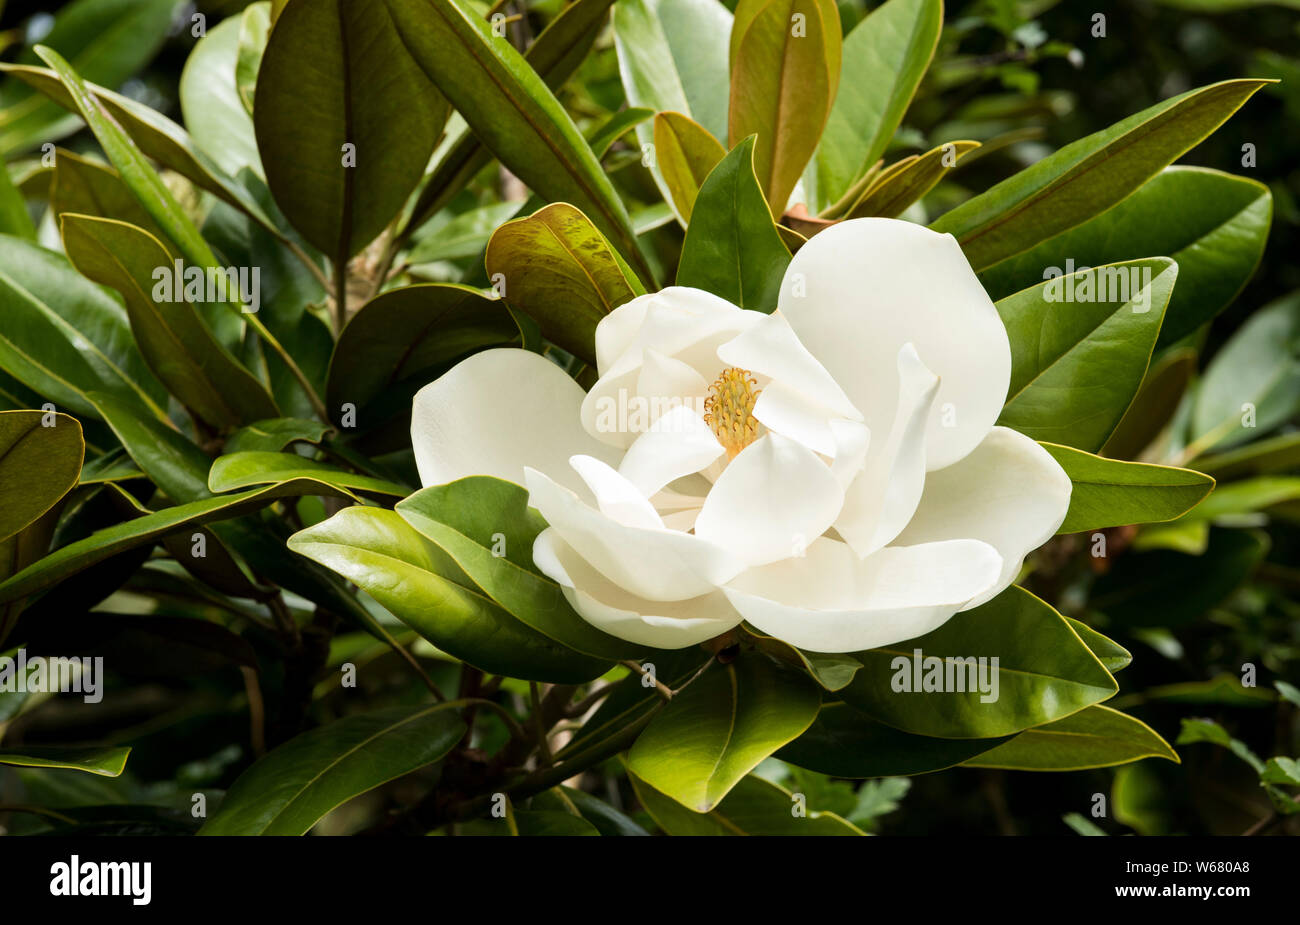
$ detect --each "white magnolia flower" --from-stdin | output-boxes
[411,218,1071,653]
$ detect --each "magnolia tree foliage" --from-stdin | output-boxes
[0,0,1295,837]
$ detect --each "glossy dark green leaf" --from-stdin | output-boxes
[60,214,279,429]
[0,0,180,156]
[930,80,1270,270]
[255,0,446,259]
[1065,618,1132,673]
[287,506,610,683]
[776,702,1010,777]
[1042,442,1213,533]
[0,478,350,606]
[0,410,84,543]
[396,477,640,660]
[728,0,841,215]
[963,705,1178,771]
[1188,291,1300,455]
[841,586,1118,738]
[326,283,517,423]
[225,417,330,454]
[676,136,790,311]
[209,451,407,498]
[996,258,1177,451]
[384,0,649,281]
[805,0,941,212]
[1090,527,1268,628]
[199,703,466,835]
[628,654,820,811]
[51,148,166,239]
[402,0,618,236]
[978,167,1272,347]
[653,111,726,224]
[0,234,168,423]
[485,203,643,365]
[1101,347,1197,460]
[845,140,979,218]
[0,745,131,777]
[630,770,863,834]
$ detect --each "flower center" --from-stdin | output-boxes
[704,367,761,459]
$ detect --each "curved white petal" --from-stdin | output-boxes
[534,529,742,649]
[829,419,871,488]
[717,312,861,420]
[723,536,1003,653]
[524,466,744,602]
[583,288,760,446]
[411,348,620,494]
[893,426,1072,608]
[778,217,1011,470]
[835,343,939,557]
[694,433,845,569]
[750,382,838,456]
[569,455,663,529]
[618,405,725,497]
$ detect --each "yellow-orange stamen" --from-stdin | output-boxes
[703,367,761,459]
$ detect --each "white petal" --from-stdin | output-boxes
[411,348,620,494]
[893,426,1072,608]
[569,455,663,529]
[594,286,754,374]
[694,433,844,569]
[835,343,939,557]
[778,217,1011,470]
[717,312,861,420]
[723,536,1003,653]
[524,466,743,602]
[636,349,710,411]
[618,405,725,497]
[534,529,743,649]
[750,382,837,456]
[829,419,871,489]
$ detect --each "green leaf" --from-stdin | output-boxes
[1065,618,1132,673]
[1175,717,1263,773]
[484,203,642,365]
[199,703,466,835]
[255,0,446,259]
[180,12,263,181]
[51,148,166,240]
[235,2,271,115]
[1188,291,1300,455]
[805,0,941,213]
[60,214,280,429]
[840,585,1118,738]
[0,64,283,234]
[628,654,820,811]
[728,0,841,215]
[1090,528,1267,628]
[0,410,84,543]
[402,0,619,235]
[1261,757,1300,787]
[653,110,726,224]
[978,167,1272,347]
[326,283,517,424]
[777,702,1010,777]
[930,79,1270,271]
[0,234,168,423]
[287,506,610,683]
[0,162,36,240]
[746,630,861,690]
[630,770,863,834]
[397,478,640,660]
[1041,442,1213,533]
[1197,432,1300,481]
[963,705,1178,771]
[845,140,979,219]
[0,0,181,156]
[0,478,351,606]
[408,202,521,265]
[996,258,1177,452]
[209,451,408,499]
[1101,347,1197,461]
[615,0,732,144]
[225,417,330,454]
[33,45,241,348]
[384,0,650,282]
[676,136,791,311]
[0,745,131,777]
